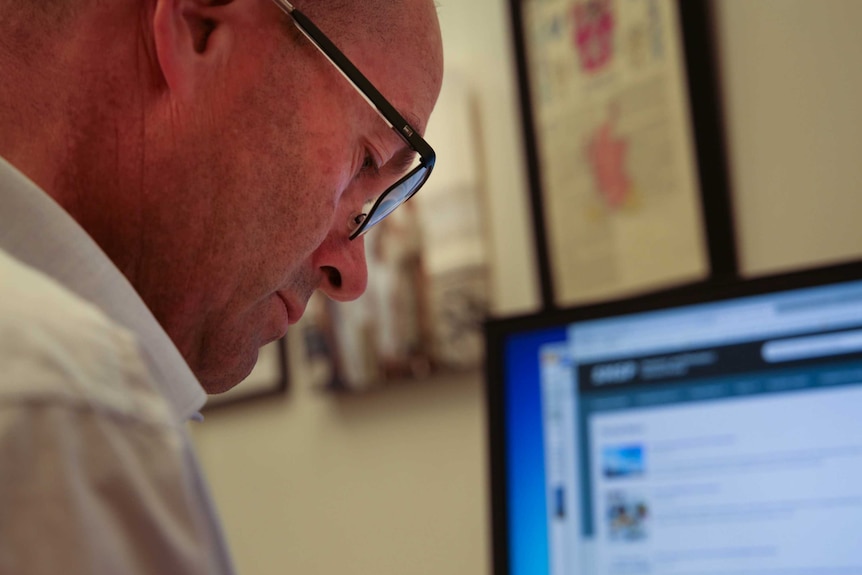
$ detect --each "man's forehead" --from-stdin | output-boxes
[348,8,442,135]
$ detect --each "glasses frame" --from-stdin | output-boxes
[270,0,436,239]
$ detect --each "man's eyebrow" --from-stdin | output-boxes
[386,146,417,174]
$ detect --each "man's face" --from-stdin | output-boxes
[137,0,444,392]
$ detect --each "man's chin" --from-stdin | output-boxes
[194,347,261,395]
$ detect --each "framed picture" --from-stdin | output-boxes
[203,338,289,411]
[509,0,737,309]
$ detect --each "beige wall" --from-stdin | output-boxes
[716,0,862,276]
[191,1,862,574]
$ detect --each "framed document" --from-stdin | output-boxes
[510,0,737,308]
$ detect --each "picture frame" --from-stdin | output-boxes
[203,338,289,411]
[509,0,737,309]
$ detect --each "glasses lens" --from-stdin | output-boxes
[350,163,431,239]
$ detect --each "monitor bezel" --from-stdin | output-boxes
[484,260,862,575]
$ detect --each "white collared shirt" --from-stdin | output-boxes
[0,156,236,574]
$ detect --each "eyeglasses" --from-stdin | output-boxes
[270,0,436,240]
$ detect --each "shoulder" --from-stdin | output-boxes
[0,251,223,575]
[0,248,173,426]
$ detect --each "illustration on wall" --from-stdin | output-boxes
[513,0,736,308]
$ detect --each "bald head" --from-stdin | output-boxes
[280,0,443,91]
[0,0,444,391]
[284,0,443,127]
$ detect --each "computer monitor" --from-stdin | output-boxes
[485,263,862,575]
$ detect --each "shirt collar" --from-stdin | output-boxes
[0,156,206,422]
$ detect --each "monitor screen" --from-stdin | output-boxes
[485,264,862,575]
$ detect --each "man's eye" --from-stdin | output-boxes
[350,212,368,234]
[359,153,378,177]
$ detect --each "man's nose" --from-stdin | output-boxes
[311,230,368,302]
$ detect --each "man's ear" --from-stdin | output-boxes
[152,0,235,99]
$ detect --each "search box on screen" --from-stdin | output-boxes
[762,329,862,363]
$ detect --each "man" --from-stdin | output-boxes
[0,0,443,572]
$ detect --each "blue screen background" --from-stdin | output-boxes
[504,327,568,575]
